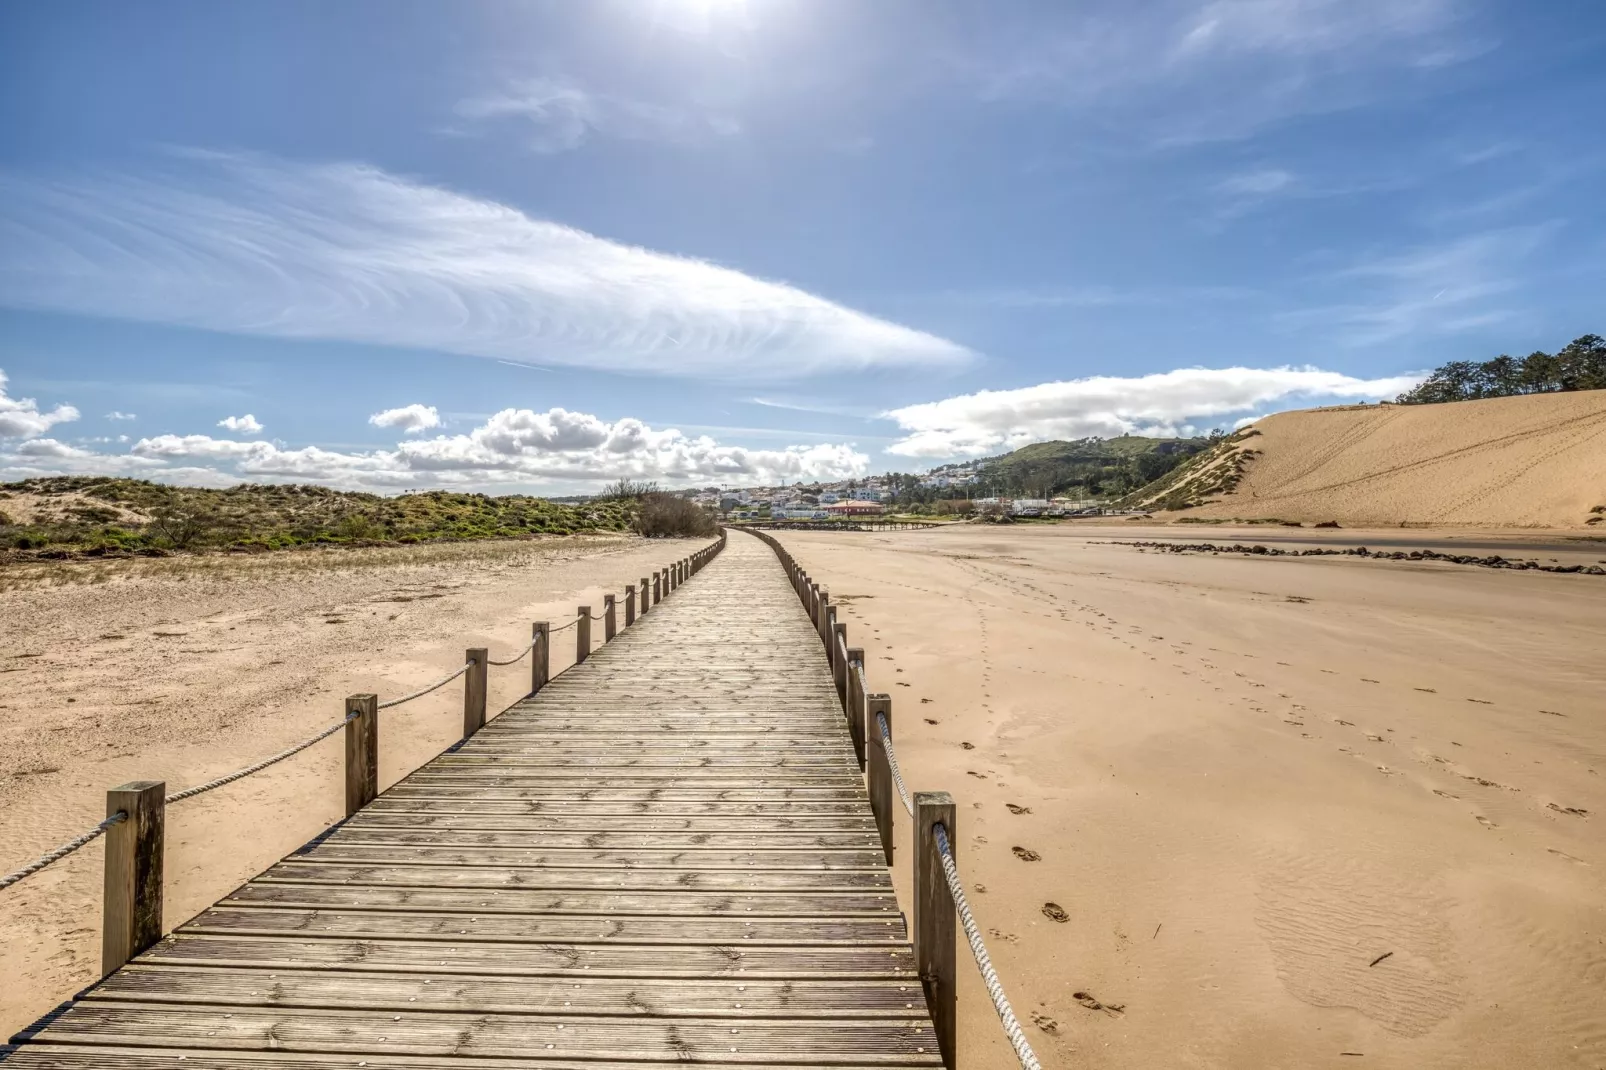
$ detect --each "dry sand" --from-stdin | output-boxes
[776,524,1605,1069]
[1169,390,1606,529]
[0,534,706,1036]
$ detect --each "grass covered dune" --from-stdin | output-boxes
[0,476,645,557]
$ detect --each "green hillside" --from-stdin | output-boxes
[0,476,636,556]
[968,435,1211,499]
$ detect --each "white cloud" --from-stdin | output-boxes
[882,366,1423,457]
[455,78,741,153]
[105,410,137,421]
[0,370,80,439]
[108,406,869,490]
[369,404,442,434]
[217,413,264,434]
[132,434,269,461]
[0,154,968,382]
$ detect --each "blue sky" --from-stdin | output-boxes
[1,0,1602,490]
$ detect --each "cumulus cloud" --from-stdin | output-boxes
[0,370,80,439]
[109,406,869,490]
[0,154,969,382]
[217,413,264,434]
[883,366,1423,457]
[369,404,442,434]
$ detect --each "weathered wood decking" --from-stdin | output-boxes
[7,535,941,1067]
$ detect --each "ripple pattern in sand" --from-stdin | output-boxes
[1254,850,1462,1037]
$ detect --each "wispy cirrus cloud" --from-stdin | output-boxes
[453,77,741,153]
[957,0,1480,143]
[1216,167,1295,196]
[0,153,969,383]
[883,366,1423,457]
[1282,225,1554,344]
[0,371,80,439]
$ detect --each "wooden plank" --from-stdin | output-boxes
[288,844,889,870]
[22,1004,941,1062]
[317,828,882,849]
[183,907,907,944]
[255,861,894,891]
[139,934,921,979]
[222,884,902,917]
[86,965,930,1017]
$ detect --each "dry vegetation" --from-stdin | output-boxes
[0,477,639,560]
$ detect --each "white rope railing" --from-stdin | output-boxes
[487,635,538,667]
[875,709,915,818]
[0,813,126,892]
[376,663,469,709]
[935,821,1043,1070]
[164,713,359,804]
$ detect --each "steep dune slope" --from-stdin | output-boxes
[1145,391,1606,528]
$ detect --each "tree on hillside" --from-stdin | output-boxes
[1397,334,1604,404]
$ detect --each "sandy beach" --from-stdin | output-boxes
[773,523,1605,1069]
[0,534,706,1036]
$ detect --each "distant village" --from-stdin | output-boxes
[673,460,1121,520]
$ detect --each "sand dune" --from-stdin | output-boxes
[778,524,1605,1069]
[1161,391,1606,528]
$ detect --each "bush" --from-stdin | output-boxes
[635,492,717,538]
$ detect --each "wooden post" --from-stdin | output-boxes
[818,590,832,649]
[576,606,591,664]
[832,620,848,707]
[463,648,487,738]
[531,622,550,695]
[867,694,893,863]
[604,594,617,642]
[344,693,378,817]
[102,780,164,977]
[846,647,865,768]
[652,572,662,605]
[625,585,636,626]
[915,791,958,1070]
[640,577,650,615]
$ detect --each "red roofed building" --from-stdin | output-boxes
[823,500,884,516]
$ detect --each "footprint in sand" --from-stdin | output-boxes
[1006,803,1032,815]
[960,741,975,750]
[1012,846,1042,861]
[1547,848,1588,865]
[1030,1011,1060,1034]
[1467,698,1493,705]
[1073,991,1125,1016]
[1432,789,1460,799]
[920,698,934,704]
[895,682,911,687]
[1547,803,1590,817]
[1474,814,1498,829]
[1041,902,1069,923]
[924,718,939,725]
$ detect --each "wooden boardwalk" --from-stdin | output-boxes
[7,534,942,1068]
